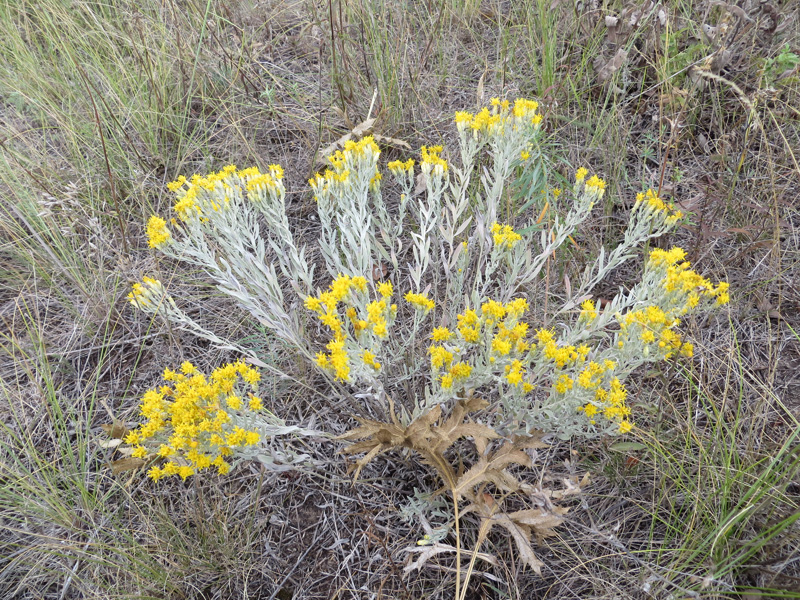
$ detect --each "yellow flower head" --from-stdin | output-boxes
[125,361,264,481]
[146,215,171,248]
[431,327,453,342]
[490,222,522,249]
[377,281,393,298]
[405,291,435,312]
[420,145,448,174]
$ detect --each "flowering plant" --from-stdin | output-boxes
[131,96,727,443]
[123,94,729,582]
[120,360,320,480]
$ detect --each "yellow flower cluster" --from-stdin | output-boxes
[377,281,393,298]
[124,360,263,481]
[535,328,590,368]
[572,168,606,196]
[145,216,171,248]
[457,309,481,343]
[441,362,472,389]
[309,137,381,197]
[404,291,435,312]
[650,247,729,306]
[441,297,533,391]
[608,246,729,360]
[387,158,415,174]
[314,335,351,381]
[579,300,598,322]
[490,222,522,249]
[491,320,530,356]
[431,326,453,342]
[504,360,533,392]
[127,276,165,310]
[429,345,453,369]
[327,137,381,170]
[165,165,283,222]
[369,170,382,191]
[579,377,632,433]
[616,305,691,358]
[245,164,284,193]
[454,98,543,134]
[576,360,617,390]
[366,298,392,338]
[585,175,607,196]
[647,246,688,269]
[482,298,530,356]
[635,189,683,225]
[361,350,381,370]
[305,274,376,382]
[420,145,448,174]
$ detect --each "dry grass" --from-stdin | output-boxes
[1,0,799,598]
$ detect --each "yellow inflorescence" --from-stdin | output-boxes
[305,274,375,382]
[585,175,607,196]
[126,360,263,481]
[387,158,415,174]
[435,296,533,391]
[505,359,527,387]
[162,164,285,223]
[404,291,435,312]
[535,328,589,369]
[579,300,598,322]
[361,350,381,370]
[377,281,393,298]
[649,246,729,305]
[490,222,522,249]
[431,327,453,342]
[579,377,632,433]
[420,145,448,174]
[127,276,165,309]
[454,97,542,135]
[146,215,171,248]
[327,137,381,170]
[429,345,454,370]
[456,308,481,343]
[440,362,472,389]
[611,246,728,360]
[635,189,683,225]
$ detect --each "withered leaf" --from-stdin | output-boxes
[402,542,497,575]
[110,457,146,475]
[491,513,544,574]
[339,398,493,481]
[595,48,628,83]
[454,442,531,497]
[97,438,123,449]
[100,422,129,439]
[505,507,569,541]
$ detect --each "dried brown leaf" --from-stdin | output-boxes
[595,48,628,83]
[505,507,569,540]
[100,422,129,439]
[551,472,591,500]
[491,514,544,574]
[373,133,411,150]
[110,457,146,475]
[402,542,497,574]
